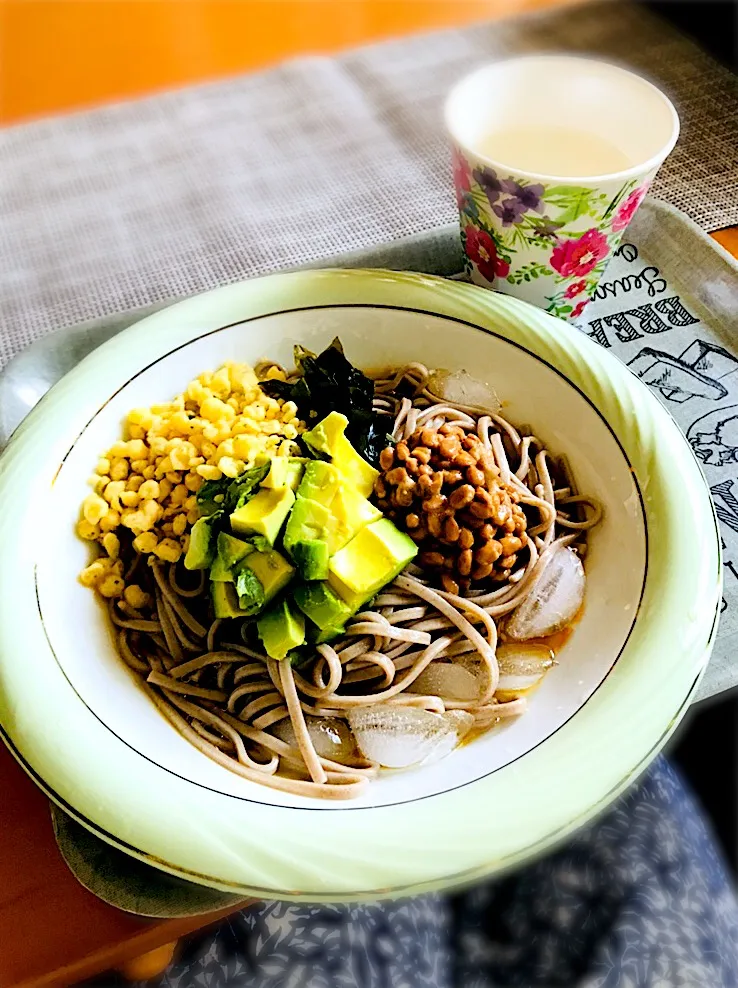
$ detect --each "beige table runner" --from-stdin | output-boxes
[1,1,736,365]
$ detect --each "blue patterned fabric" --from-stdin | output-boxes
[139,758,738,988]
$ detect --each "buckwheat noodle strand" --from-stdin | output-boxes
[109,364,601,798]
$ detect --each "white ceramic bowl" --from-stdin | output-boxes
[0,269,720,899]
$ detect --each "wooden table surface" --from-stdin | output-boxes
[0,2,735,986]
[0,0,580,124]
[0,744,243,988]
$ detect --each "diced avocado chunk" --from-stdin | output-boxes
[283,496,333,552]
[331,484,382,532]
[210,554,234,583]
[241,550,295,604]
[230,486,295,544]
[319,485,382,554]
[184,516,216,570]
[303,412,379,497]
[296,460,342,507]
[332,434,380,498]
[306,621,346,644]
[284,496,346,557]
[285,488,381,561]
[233,566,265,616]
[294,582,352,630]
[217,532,254,570]
[315,625,346,643]
[261,457,305,491]
[285,460,305,491]
[328,519,417,608]
[211,581,247,619]
[290,539,330,580]
[260,457,289,489]
[302,411,349,456]
[324,576,370,612]
[257,599,306,660]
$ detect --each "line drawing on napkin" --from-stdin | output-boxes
[628,339,738,403]
[688,406,738,466]
[710,479,738,535]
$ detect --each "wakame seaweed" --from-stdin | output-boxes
[260,338,389,466]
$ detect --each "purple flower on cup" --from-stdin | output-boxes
[492,197,527,226]
[472,166,505,206]
[501,179,546,214]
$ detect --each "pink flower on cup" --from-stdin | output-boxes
[453,150,472,211]
[564,279,588,299]
[612,183,650,232]
[571,299,590,319]
[550,229,609,278]
[465,226,510,281]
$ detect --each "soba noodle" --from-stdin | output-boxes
[109,364,601,799]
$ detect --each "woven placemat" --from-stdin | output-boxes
[0,1,735,365]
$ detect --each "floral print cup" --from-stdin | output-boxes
[446,56,679,320]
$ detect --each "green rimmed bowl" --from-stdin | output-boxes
[0,269,720,900]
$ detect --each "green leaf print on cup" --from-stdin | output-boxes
[506,261,550,285]
[543,186,609,225]
[452,145,652,320]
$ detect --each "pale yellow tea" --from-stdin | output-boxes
[476,125,632,178]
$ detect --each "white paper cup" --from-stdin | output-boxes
[445,55,679,320]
